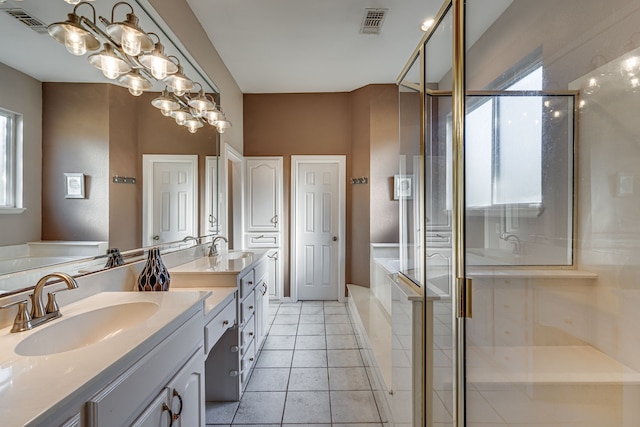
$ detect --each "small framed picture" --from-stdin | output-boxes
[394,174,413,200]
[64,173,85,199]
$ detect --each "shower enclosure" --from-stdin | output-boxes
[398,0,640,425]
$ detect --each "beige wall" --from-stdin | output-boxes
[148,0,244,155]
[0,63,42,246]
[42,83,110,244]
[244,84,399,296]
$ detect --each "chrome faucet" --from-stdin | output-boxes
[209,236,228,257]
[500,233,521,255]
[0,272,78,333]
[182,236,198,244]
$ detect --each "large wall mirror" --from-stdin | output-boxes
[0,0,220,295]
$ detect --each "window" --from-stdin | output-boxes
[0,108,19,209]
[466,65,543,208]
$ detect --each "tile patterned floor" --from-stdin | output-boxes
[206,301,385,426]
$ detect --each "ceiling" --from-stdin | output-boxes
[186,0,443,93]
[0,0,513,95]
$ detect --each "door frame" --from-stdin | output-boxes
[290,155,346,302]
[142,154,199,246]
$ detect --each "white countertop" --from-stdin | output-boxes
[170,286,236,317]
[170,250,267,275]
[0,291,207,427]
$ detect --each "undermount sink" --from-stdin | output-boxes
[15,301,159,357]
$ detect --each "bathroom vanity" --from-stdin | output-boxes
[170,250,270,401]
[0,248,269,426]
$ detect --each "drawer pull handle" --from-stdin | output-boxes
[248,281,253,285]
[230,370,238,377]
[172,389,183,421]
[223,320,229,326]
[249,305,254,310]
[230,345,239,352]
[248,332,254,337]
[162,403,174,427]
[249,357,254,362]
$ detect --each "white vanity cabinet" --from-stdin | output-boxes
[132,350,205,427]
[205,256,269,401]
[85,313,205,427]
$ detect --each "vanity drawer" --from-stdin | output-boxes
[240,270,256,299]
[240,290,256,326]
[244,232,280,248]
[254,259,268,284]
[240,313,256,350]
[240,340,256,384]
[204,297,236,353]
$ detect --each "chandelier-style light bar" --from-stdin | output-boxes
[48,1,231,134]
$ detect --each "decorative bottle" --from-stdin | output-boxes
[104,247,124,268]
[137,247,171,291]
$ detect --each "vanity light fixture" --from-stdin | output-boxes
[138,34,178,80]
[151,88,180,116]
[48,3,100,56]
[88,43,131,79]
[187,83,216,118]
[172,109,193,126]
[106,2,153,57]
[215,112,232,134]
[163,61,194,96]
[48,1,231,134]
[118,69,152,96]
[184,117,204,134]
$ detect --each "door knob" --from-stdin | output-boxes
[153,235,160,241]
[332,236,338,241]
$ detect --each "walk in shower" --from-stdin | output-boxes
[397,0,640,425]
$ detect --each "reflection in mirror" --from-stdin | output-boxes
[465,75,576,266]
[0,0,221,295]
[398,55,422,287]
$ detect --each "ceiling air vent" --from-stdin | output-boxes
[360,8,388,35]
[4,8,49,34]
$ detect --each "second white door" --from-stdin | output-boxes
[142,155,198,246]
[292,157,345,301]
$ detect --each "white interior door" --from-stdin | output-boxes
[143,155,198,246]
[292,156,345,301]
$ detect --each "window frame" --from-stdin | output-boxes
[465,61,545,210]
[0,107,24,214]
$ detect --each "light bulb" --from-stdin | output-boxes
[101,55,120,79]
[174,111,190,126]
[121,27,142,56]
[128,86,143,96]
[187,126,198,134]
[64,29,86,56]
[161,109,172,117]
[150,58,168,79]
[217,127,226,134]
